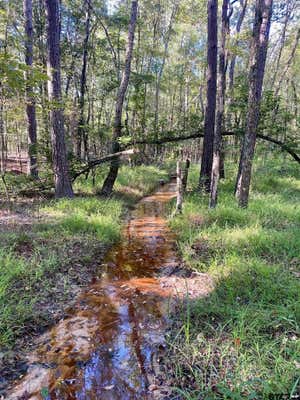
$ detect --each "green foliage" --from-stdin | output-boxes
[0,54,47,96]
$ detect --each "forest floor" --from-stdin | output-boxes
[164,157,300,399]
[1,157,299,399]
[0,164,170,395]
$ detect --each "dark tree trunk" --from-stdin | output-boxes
[199,0,218,192]
[76,0,91,159]
[101,0,138,196]
[236,0,273,207]
[24,0,38,178]
[209,0,229,208]
[45,0,73,198]
[175,160,183,214]
[182,158,190,193]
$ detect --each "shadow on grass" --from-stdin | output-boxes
[166,259,300,399]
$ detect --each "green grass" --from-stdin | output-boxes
[0,249,59,345]
[74,164,170,201]
[0,164,170,348]
[40,197,122,243]
[168,157,300,399]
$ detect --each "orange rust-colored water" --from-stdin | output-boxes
[9,181,178,400]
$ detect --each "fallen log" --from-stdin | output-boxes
[72,148,137,181]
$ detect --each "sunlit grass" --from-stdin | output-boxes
[0,164,170,348]
[168,157,300,399]
[74,164,170,199]
[40,197,123,243]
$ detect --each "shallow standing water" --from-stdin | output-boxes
[9,181,179,400]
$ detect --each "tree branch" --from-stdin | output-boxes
[72,130,299,182]
[129,130,300,163]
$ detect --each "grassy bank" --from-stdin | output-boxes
[167,158,300,399]
[0,165,168,358]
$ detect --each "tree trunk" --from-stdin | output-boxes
[77,0,91,159]
[182,158,190,193]
[209,0,229,208]
[236,0,273,207]
[175,160,183,214]
[45,0,73,198]
[24,0,38,178]
[199,0,218,192]
[101,0,138,196]
[154,3,178,134]
[274,27,300,98]
[228,0,248,92]
[271,0,296,87]
[0,101,5,175]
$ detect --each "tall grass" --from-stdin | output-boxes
[74,164,170,199]
[168,157,300,399]
[0,164,170,347]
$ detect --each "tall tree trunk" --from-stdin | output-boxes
[199,0,218,192]
[24,0,38,178]
[271,0,296,87]
[274,27,300,97]
[227,0,247,166]
[154,2,178,134]
[45,0,73,198]
[228,0,248,92]
[0,100,5,176]
[101,0,138,196]
[76,0,91,159]
[236,0,273,207]
[209,0,229,208]
[36,0,50,150]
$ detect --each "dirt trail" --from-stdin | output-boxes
[7,181,213,400]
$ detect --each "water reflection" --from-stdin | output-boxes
[9,182,177,400]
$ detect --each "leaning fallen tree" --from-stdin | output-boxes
[71,149,138,181]
[72,130,300,181]
[131,131,300,163]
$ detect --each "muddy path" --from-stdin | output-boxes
[8,181,181,400]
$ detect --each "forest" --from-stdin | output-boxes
[0,0,299,398]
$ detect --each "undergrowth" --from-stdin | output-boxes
[168,157,300,399]
[0,164,169,348]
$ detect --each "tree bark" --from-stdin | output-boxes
[24,0,38,178]
[182,158,190,193]
[45,0,74,198]
[209,0,229,208]
[175,160,183,214]
[228,0,248,92]
[199,0,218,192]
[236,0,273,207]
[154,2,178,133]
[101,0,138,196]
[76,0,91,159]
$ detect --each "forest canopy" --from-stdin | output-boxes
[0,0,299,205]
